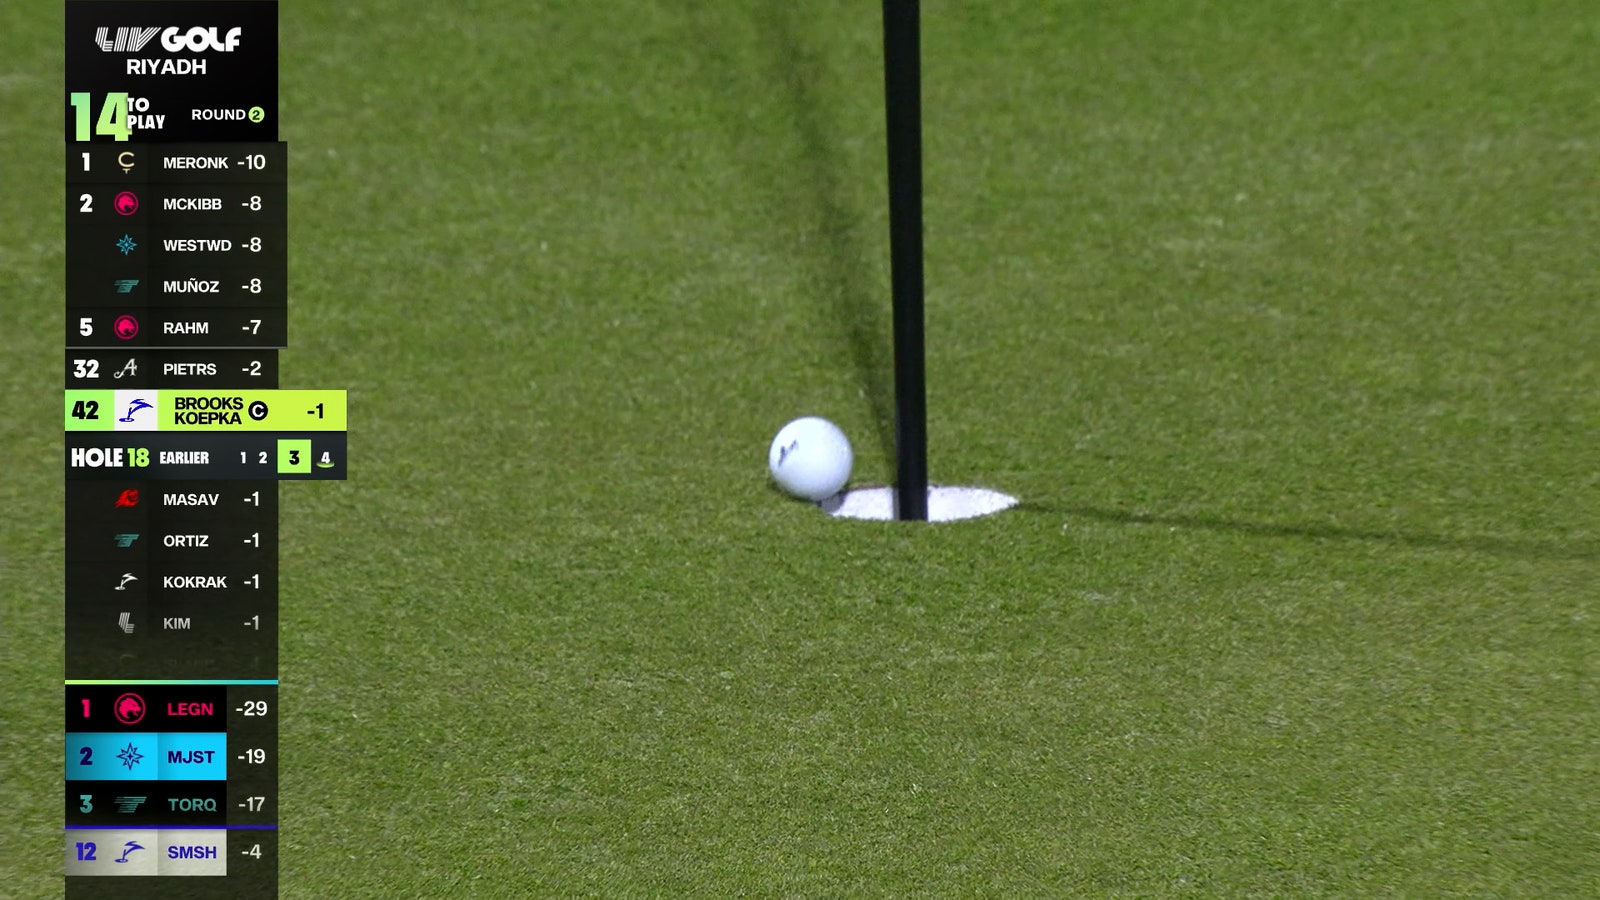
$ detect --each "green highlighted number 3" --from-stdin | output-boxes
[69,92,131,141]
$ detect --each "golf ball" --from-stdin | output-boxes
[768,417,853,501]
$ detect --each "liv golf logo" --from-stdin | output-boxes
[95,27,243,53]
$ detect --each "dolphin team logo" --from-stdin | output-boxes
[118,398,153,423]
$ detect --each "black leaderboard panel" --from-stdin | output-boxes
[65,5,343,897]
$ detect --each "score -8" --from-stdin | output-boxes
[68,93,131,141]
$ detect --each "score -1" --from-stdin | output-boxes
[68,92,131,141]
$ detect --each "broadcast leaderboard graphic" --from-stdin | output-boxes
[65,3,340,896]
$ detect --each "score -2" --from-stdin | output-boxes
[68,355,272,383]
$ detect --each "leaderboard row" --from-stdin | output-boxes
[66,685,274,824]
[67,349,278,389]
[67,432,347,479]
[68,142,285,350]
[68,307,286,348]
[68,478,277,681]
[65,389,346,431]
[67,828,275,884]
[64,681,276,891]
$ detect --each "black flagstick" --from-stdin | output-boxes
[883,0,928,520]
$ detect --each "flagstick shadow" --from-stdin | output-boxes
[751,5,899,471]
[678,5,896,470]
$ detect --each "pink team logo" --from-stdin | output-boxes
[113,191,139,216]
[113,315,139,340]
[114,692,146,725]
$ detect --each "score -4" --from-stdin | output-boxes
[68,92,131,141]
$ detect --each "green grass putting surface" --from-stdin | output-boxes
[3,1,1596,895]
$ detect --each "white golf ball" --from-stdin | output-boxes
[768,417,853,501]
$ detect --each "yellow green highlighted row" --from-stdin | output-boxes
[65,390,346,431]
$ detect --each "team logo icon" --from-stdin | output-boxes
[114,488,139,507]
[114,744,143,772]
[113,839,144,864]
[113,315,139,340]
[114,234,137,255]
[118,398,153,423]
[113,692,146,725]
[113,192,139,215]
